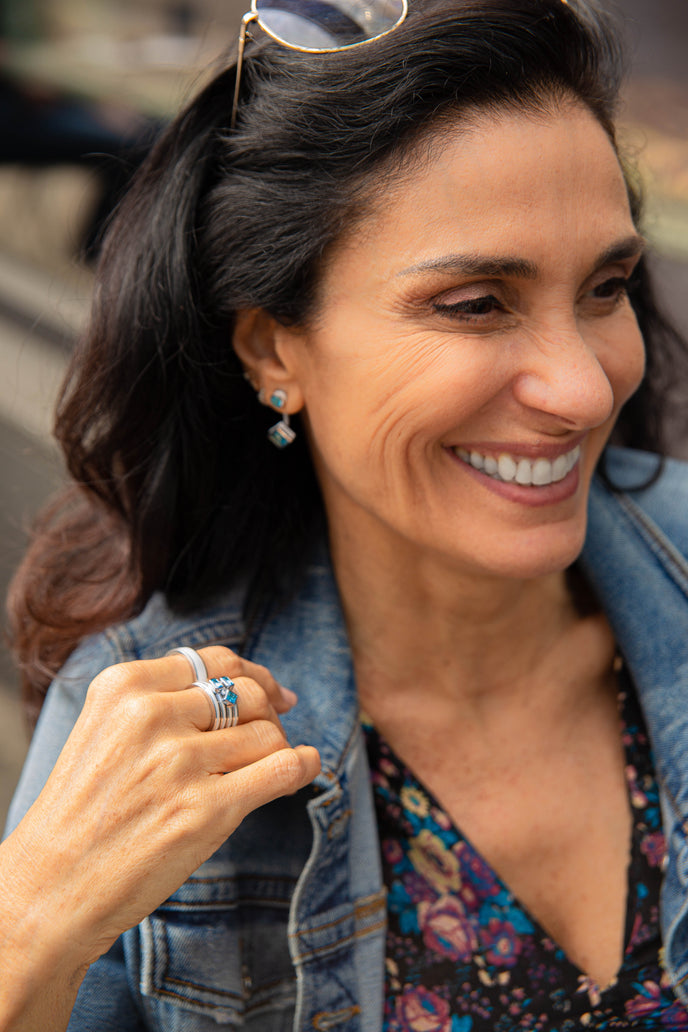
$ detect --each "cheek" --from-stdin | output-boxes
[303,377,430,480]
[299,352,458,506]
[298,335,453,448]
[598,314,646,412]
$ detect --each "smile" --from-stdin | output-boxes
[453,445,581,487]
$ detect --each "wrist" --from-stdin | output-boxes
[0,826,97,988]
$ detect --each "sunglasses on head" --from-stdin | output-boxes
[230,0,575,129]
[231,0,409,128]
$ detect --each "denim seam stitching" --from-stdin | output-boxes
[293,918,387,962]
[615,494,688,597]
[154,977,296,1012]
[292,895,386,937]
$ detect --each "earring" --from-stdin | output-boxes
[268,389,287,410]
[265,388,296,449]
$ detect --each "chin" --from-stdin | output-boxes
[485,525,589,581]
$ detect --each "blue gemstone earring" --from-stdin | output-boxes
[265,388,296,449]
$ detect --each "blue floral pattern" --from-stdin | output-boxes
[364,669,688,1030]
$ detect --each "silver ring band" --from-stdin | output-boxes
[192,677,239,731]
[167,646,208,682]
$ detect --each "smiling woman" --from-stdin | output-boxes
[249,104,647,584]
[3,2,688,1031]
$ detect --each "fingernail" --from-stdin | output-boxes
[280,685,298,706]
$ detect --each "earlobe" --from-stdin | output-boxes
[233,308,305,413]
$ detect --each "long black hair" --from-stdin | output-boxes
[9,0,687,722]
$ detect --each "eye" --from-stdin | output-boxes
[585,274,635,311]
[432,294,505,320]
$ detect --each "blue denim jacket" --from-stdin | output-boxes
[7,446,688,1031]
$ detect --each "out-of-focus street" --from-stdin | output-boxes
[0,0,687,828]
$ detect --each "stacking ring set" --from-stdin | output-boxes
[168,646,239,732]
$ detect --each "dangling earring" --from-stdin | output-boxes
[265,388,296,449]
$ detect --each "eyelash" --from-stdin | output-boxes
[590,275,633,302]
[431,275,634,322]
[433,295,502,319]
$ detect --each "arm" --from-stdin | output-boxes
[0,646,320,1031]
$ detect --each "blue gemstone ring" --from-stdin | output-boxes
[192,677,239,731]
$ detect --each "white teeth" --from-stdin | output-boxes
[552,454,568,481]
[515,458,531,485]
[532,458,552,486]
[454,445,580,487]
[497,454,517,482]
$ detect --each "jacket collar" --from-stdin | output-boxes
[246,552,358,790]
[582,471,688,812]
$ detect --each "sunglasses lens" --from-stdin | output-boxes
[255,0,406,50]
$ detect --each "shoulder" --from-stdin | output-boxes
[54,584,249,733]
[55,583,248,716]
[48,585,248,699]
[99,586,247,664]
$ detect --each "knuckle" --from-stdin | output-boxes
[114,690,171,739]
[201,645,239,669]
[236,677,271,718]
[87,662,137,700]
[270,748,305,787]
[118,691,156,729]
[252,720,287,752]
[88,658,168,700]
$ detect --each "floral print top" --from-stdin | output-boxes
[363,670,688,1031]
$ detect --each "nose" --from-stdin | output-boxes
[512,326,616,431]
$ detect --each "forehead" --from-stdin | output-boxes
[323,102,634,284]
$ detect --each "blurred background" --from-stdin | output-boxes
[0,0,686,826]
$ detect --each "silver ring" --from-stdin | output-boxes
[167,647,208,682]
[192,677,239,731]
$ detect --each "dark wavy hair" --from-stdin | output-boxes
[8,0,687,724]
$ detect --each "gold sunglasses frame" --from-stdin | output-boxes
[231,0,410,129]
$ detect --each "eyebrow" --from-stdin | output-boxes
[595,235,646,268]
[396,234,646,279]
[397,253,538,279]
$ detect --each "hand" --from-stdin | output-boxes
[1,647,320,982]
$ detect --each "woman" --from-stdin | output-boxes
[3,0,688,1029]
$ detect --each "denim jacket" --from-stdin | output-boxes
[7,446,688,1032]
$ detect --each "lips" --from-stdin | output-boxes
[453,445,581,487]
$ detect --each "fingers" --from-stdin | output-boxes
[87,645,297,733]
[167,646,298,713]
[197,719,289,773]
[182,675,281,733]
[84,645,315,789]
[213,745,322,816]
[17,648,320,968]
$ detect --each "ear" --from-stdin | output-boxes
[233,308,305,413]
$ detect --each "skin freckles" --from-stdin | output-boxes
[274,101,646,586]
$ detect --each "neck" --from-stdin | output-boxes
[329,520,611,715]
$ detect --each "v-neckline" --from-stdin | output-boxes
[363,666,650,998]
